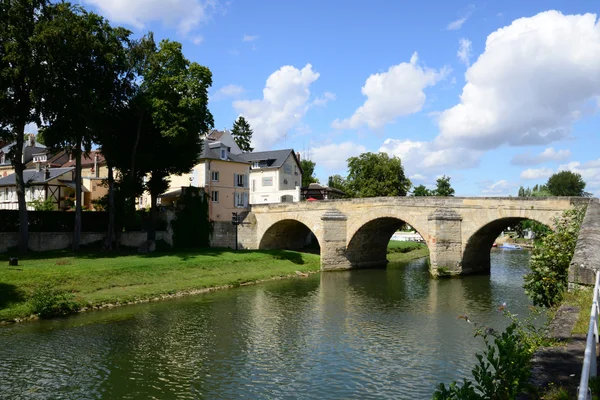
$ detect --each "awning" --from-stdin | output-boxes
[159,188,182,199]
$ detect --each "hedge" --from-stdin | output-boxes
[0,210,168,233]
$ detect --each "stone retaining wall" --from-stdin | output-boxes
[569,198,600,286]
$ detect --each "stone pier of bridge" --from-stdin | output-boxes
[236,196,589,277]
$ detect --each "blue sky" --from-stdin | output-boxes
[79,0,600,196]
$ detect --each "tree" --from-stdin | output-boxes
[130,39,213,242]
[0,0,50,253]
[231,116,253,153]
[301,159,318,187]
[433,175,455,196]
[546,171,587,197]
[327,174,350,197]
[346,152,411,197]
[412,184,431,196]
[38,3,131,250]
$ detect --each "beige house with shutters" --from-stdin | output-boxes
[159,130,250,222]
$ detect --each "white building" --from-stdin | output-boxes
[238,150,303,204]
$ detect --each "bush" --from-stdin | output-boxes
[29,283,80,318]
[172,187,211,248]
[27,198,57,211]
[523,206,586,307]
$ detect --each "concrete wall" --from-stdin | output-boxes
[0,231,171,253]
[569,199,600,286]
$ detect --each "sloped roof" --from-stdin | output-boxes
[0,167,74,186]
[0,142,47,166]
[25,150,70,169]
[238,149,299,170]
[200,141,249,164]
[206,130,226,141]
[61,150,106,168]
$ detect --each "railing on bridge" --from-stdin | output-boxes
[578,271,600,400]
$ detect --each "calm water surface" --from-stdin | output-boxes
[0,250,535,399]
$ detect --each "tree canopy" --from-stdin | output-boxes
[231,116,253,153]
[434,175,455,196]
[545,171,588,197]
[301,159,318,187]
[346,152,411,197]
[327,174,350,197]
[412,184,431,196]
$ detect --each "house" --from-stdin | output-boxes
[0,134,47,177]
[301,183,345,200]
[60,150,108,209]
[237,150,303,204]
[0,167,78,210]
[158,130,250,222]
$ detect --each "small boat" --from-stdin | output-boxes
[498,243,522,250]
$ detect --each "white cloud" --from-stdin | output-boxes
[233,64,320,150]
[558,159,600,194]
[436,11,600,151]
[214,84,244,99]
[332,53,449,130]
[511,147,571,166]
[409,173,427,181]
[313,92,336,107]
[191,35,204,45]
[82,0,220,37]
[447,16,469,30]
[310,142,367,171]
[457,38,472,66]
[520,168,553,180]
[481,180,513,195]
[243,34,259,42]
[379,139,481,177]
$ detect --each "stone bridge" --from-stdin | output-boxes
[237,197,589,276]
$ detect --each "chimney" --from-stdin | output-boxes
[94,153,99,178]
[37,161,42,172]
[28,134,35,147]
[296,152,301,161]
[44,165,50,180]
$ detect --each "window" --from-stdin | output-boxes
[220,149,227,160]
[283,164,292,174]
[211,190,219,202]
[253,161,260,169]
[1,154,6,164]
[294,166,298,176]
[235,192,247,207]
[283,179,288,185]
[294,181,298,187]
[262,177,273,186]
[211,171,219,182]
[236,174,244,187]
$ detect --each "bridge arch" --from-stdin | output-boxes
[258,218,322,251]
[345,212,431,269]
[462,215,553,274]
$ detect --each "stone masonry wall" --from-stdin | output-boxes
[569,199,600,286]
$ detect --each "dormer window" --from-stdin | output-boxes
[220,148,227,160]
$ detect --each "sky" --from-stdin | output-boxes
[76,0,600,196]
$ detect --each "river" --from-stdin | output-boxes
[0,249,535,399]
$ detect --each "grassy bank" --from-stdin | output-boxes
[0,249,320,322]
[387,241,429,263]
[561,287,594,334]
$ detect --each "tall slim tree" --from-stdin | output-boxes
[0,0,50,253]
[346,152,411,197]
[300,159,318,187]
[231,116,254,153]
[433,175,455,196]
[38,3,131,250]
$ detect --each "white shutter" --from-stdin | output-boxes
[234,173,238,187]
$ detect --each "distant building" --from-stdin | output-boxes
[301,183,345,200]
[0,167,77,210]
[0,134,46,177]
[237,149,303,204]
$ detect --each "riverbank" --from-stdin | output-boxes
[0,243,430,323]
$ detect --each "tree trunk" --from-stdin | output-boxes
[148,190,157,242]
[106,164,115,250]
[14,123,28,254]
[72,142,82,251]
[129,110,143,185]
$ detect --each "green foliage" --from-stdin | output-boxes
[327,174,350,197]
[433,311,544,399]
[171,187,211,248]
[346,152,411,197]
[29,283,80,318]
[301,159,319,187]
[434,175,455,196]
[546,171,588,197]
[412,184,431,196]
[524,206,586,307]
[27,197,57,211]
[231,116,254,152]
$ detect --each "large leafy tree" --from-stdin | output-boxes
[0,0,50,253]
[346,152,411,197]
[545,171,588,197]
[231,116,253,153]
[327,174,350,197]
[38,3,131,250]
[434,175,455,196]
[300,159,318,187]
[412,184,431,196]
[131,39,213,242]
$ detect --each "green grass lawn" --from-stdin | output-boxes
[387,241,430,263]
[0,248,320,322]
[561,286,595,334]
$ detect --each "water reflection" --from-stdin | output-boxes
[0,250,534,399]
